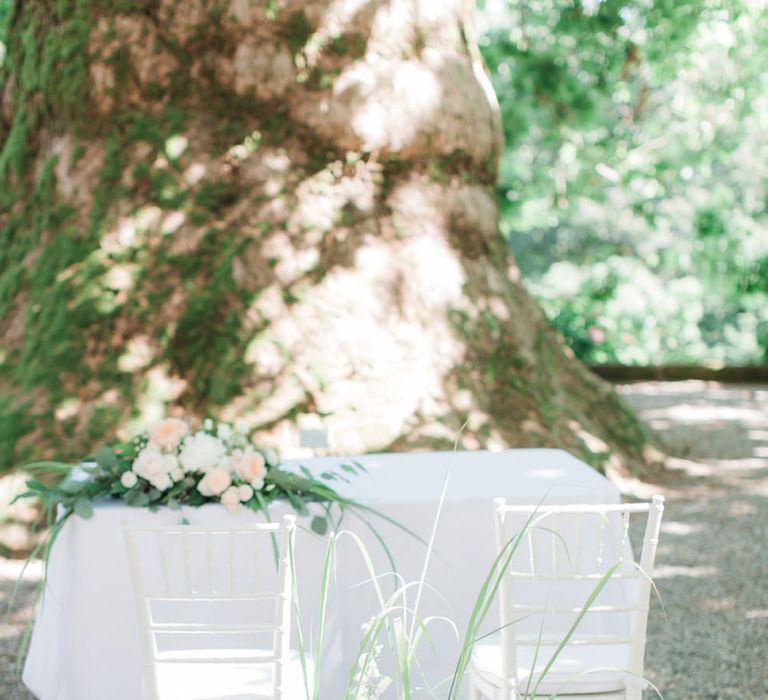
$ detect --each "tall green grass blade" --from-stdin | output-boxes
[348,509,400,588]
[523,608,549,698]
[447,501,544,699]
[312,535,335,700]
[288,532,312,700]
[528,561,622,697]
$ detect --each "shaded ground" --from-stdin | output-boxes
[620,381,768,699]
[1,381,766,698]
[0,559,40,699]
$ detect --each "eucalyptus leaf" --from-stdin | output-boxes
[95,447,118,471]
[310,516,328,536]
[125,490,150,508]
[60,479,87,495]
[286,491,309,516]
[73,498,94,519]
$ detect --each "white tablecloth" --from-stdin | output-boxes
[23,449,621,699]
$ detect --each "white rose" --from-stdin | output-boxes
[238,484,254,502]
[121,471,138,488]
[220,486,242,514]
[217,423,232,440]
[132,447,168,480]
[132,446,175,492]
[170,467,184,482]
[148,472,172,492]
[147,418,187,451]
[179,432,226,473]
[197,467,232,497]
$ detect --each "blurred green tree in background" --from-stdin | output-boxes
[477,0,768,365]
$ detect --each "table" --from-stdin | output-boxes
[23,449,622,699]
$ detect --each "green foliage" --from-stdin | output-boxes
[0,0,93,178]
[0,0,214,471]
[479,0,768,364]
[167,228,255,406]
[0,0,9,65]
[282,10,312,55]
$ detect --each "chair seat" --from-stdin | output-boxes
[155,650,313,700]
[471,633,629,696]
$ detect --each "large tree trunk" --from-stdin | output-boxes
[0,0,651,475]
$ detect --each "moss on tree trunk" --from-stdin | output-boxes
[0,0,654,475]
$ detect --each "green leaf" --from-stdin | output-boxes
[299,466,313,480]
[286,491,309,516]
[60,479,86,495]
[124,490,150,508]
[310,516,328,535]
[95,447,118,471]
[167,498,181,511]
[10,491,37,505]
[73,498,94,519]
[24,480,48,492]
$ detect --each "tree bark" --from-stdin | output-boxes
[0,0,652,475]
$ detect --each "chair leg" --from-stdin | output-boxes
[468,674,482,700]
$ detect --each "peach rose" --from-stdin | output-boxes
[197,467,232,497]
[234,448,266,488]
[148,418,188,451]
[220,486,242,514]
[238,484,254,502]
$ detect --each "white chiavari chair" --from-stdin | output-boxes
[469,496,664,699]
[123,515,311,700]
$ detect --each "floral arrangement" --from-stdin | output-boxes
[17,418,365,536]
[11,418,413,674]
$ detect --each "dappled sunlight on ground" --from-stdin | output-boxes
[621,381,768,697]
[0,559,40,699]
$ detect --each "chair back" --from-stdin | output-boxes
[493,496,664,697]
[123,515,296,700]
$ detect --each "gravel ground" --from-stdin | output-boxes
[620,382,768,699]
[0,559,41,699]
[1,381,766,699]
